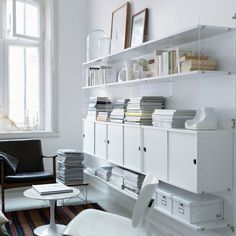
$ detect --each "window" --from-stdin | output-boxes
[0,0,56,133]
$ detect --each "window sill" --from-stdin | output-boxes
[0,130,59,140]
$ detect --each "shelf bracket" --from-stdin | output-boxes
[228,224,234,233]
[231,119,236,129]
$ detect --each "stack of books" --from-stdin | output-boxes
[110,99,130,123]
[96,166,113,181]
[125,96,166,125]
[180,55,216,72]
[110,166,124,189]
[86,97,112,121]
[57,149,84,185]
[152,109,196,128]
[123,170,145,197]
[154,48,193,76]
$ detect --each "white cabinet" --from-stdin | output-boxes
[169,130,233,193]
[124,125,142,172]
[83,120,95,155]
[143,128,168,181]
[95,122,107,160]
[107,124,124,166]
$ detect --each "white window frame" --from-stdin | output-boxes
[0,0,58,137]
[12,0,41,41]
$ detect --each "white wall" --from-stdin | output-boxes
[41,0,88,162]
[88,0,236,40]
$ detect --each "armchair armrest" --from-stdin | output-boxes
[42,155,57,182]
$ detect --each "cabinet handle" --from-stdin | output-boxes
[144,147,147,152]
[83,134,85,138]
[107,140,110,144]
[138,147,141,151]
[193,159,197,165]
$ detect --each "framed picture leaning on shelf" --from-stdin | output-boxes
[110,2,130,54]
[131,8,148,47]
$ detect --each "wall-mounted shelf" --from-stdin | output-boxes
[85,170,232,232]
[82,70,231,90]
[83,25,234,67]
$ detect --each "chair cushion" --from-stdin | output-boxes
[0,152,19,176]
[4,171,54,183]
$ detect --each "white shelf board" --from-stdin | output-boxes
[83,25,234,67]
[82,70,231,90]
[154,207,231,231]
[84,170,137,200]
[84,169,231,231]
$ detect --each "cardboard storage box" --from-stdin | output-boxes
[156,188,172,215]
[172,193,223,224]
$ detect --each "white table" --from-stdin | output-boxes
[24,187,80,236]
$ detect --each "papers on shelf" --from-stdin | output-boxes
[32,183,73,195]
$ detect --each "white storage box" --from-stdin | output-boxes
[172,193,224,224]
[156,188,172,215]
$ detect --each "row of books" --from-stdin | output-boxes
[57,149,84,185]
[154,48,216,76]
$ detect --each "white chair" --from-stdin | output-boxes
[63,175,159,236]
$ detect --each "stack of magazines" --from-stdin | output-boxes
[96,166,113,181]
[110,166,124,189]
[125,96,166,125]
[86,97,113,121]
[152,109,196,128]
[110,99,130,123]
[57,149,84,185]
[123,170,145,196]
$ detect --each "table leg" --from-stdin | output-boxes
[34,199,66,236]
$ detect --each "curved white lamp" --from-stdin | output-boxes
[63,175,159,236]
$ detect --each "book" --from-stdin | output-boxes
[32,183,73,195]
[179,55,209,62]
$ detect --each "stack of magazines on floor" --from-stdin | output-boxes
[86,97,113,121]
[152,109,196,128]
[123,169,145,197]
[57,149,84,185]
[110,98,130,123]
[110,166,124,189]
[125,96,166,125]
[96,166,113,181]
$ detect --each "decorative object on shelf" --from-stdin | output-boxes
[133,62,143,80]
[98,37,111,57]
[87,28,108,61]
[110,2,130,54]
[185,107,218,130]
[131,8,148,47]
[124,59,137,80]
[118,66,126,82]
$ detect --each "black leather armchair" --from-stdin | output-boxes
[0,139,56,212]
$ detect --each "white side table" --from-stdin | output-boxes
[24,187,80,236]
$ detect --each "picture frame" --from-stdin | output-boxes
[130,8,148,47]
[110,2,130,54]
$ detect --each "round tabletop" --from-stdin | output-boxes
[24,187,80,201]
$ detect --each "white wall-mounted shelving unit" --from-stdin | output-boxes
[82,24,236,233]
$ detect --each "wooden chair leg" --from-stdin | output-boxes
[1,187,5,214]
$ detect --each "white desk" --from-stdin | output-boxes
[24,187,80,236]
